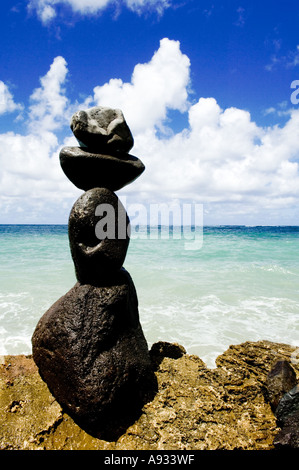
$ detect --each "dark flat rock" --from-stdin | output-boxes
[59,146,145,191]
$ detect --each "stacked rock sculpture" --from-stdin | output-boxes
[32,106,157,440]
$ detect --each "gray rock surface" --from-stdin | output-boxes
[274,410,299,449]
[68,187,130,285]
[266,359,297,411]
[31,268,157,440]
[70,106,134,153]
[59,146,145,191]
[275,384,299,425]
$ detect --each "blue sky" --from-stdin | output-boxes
[1,0,299,225]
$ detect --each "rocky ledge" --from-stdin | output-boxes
[1,340,299,451]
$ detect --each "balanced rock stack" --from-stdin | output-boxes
[31,107,157,440]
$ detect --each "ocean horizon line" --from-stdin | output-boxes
[1,221,299,366]
[1,223,299,228]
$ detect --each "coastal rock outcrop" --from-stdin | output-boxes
[1,340,299,450]
[31,106,156,440]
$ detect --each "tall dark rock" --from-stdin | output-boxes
[32,106,157,440]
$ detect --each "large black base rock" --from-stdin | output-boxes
[31,269,157,440]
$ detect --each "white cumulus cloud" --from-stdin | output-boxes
[92,38,190,134]
[0,81,23,115]
[28,56,70,133]
[1,38,299,225]
[0,57,79,223]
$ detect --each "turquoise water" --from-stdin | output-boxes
[0,225,299,367]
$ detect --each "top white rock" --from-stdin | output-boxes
[70,106,134,153]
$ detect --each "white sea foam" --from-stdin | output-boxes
[139,293,299,368]
[1,225,299,368]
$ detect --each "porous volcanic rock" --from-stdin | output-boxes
[2,340,299,450]
[70,106,134,153]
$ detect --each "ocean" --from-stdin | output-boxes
[0,224,299,368]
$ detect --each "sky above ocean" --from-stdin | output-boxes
[0,1,299,226]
